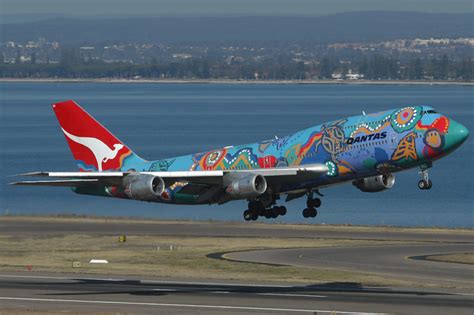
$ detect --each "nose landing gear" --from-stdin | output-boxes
[418,166,433,190]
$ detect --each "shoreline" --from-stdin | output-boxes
[1,77,473,86]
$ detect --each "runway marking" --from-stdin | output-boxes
[258,293,327,298]
[0,274,294,288]
[0,296,387,314]
[152,288,178,291]
[456,293,474,296]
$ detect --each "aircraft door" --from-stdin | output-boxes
[334,140,341,158]
[390,132,398,149]
[264,155,271,168]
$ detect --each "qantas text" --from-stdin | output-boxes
[345,132,387,144]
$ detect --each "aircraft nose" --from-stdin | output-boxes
[449,121,470,146]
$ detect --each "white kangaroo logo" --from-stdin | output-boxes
[62,128,124,171]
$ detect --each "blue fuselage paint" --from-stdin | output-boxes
[78,106,469,204]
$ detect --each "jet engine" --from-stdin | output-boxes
[224,173,267,199]
[353,174,395,192]
[123,174,165,200]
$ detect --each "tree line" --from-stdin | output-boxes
[1,50,472,81]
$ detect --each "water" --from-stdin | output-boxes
[0,82,473,227]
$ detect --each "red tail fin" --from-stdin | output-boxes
[52,100,134,171]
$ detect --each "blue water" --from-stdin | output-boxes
[0,82,473,227]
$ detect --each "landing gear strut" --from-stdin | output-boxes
[418,165,433,190]
[302,191,320,218]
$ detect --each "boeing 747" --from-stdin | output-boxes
[12,100,469,220]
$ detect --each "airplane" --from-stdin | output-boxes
[11,100,469,221]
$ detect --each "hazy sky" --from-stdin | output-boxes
[1,0,473,17]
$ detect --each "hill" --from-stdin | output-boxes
[1,12,473,44]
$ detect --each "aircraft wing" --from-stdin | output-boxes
[11,163,328,188]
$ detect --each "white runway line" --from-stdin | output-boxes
[212,291,231,294]
[258,293,327,298]
[0,296,388,314]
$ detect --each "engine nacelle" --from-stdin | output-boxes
[353,173,395,193]
[123,174,165,200]
[224,173,267,199]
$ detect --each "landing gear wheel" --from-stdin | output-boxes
[418,180,428,190]
[426,179,433,190]
[307,198,321,208]
[267,207,277,218]
[278,206,287,216]
[250,212,258,221]
[243,210,252,221]
[418,165,432,191]
[303,207,317,218]
[264,210,273,219]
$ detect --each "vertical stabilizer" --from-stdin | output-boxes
[52,100,143,171]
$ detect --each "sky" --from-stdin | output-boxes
[1,0,473,18]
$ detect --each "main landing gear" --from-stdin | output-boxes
[243,190,323,221]
[302,192,321,218]
[243,200,287,221]
[418,165,433,190]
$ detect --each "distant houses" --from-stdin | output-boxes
[331,69,364,81]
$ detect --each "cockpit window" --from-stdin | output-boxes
[422,110,438,114]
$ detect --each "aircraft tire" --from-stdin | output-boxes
[310,208,318,217]
[426,180,433,189]
[307,198,322,208]
[278,206,287,216]
[418,180,427,190]
[302,208,311,218]
[243,210,252,221]
[271,210,279,218]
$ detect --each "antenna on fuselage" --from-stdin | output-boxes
[362,111,366,116]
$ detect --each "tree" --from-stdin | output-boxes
[296,61,305,80]
[319,57,334,79]
[60,48,81,66]
[15,50,21,64]
[409,58,424,80]
[439,54,449,80]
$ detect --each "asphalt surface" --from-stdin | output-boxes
[0,217,472,242]
[0,217,473,314]
[0,272,472,315]
[226,243,474,288]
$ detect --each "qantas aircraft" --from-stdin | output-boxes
[12,100,469,221]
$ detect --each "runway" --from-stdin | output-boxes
[225,243,474,287]
[1,217,472,242]
[0,273,472,315]
[0,217,473,314]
